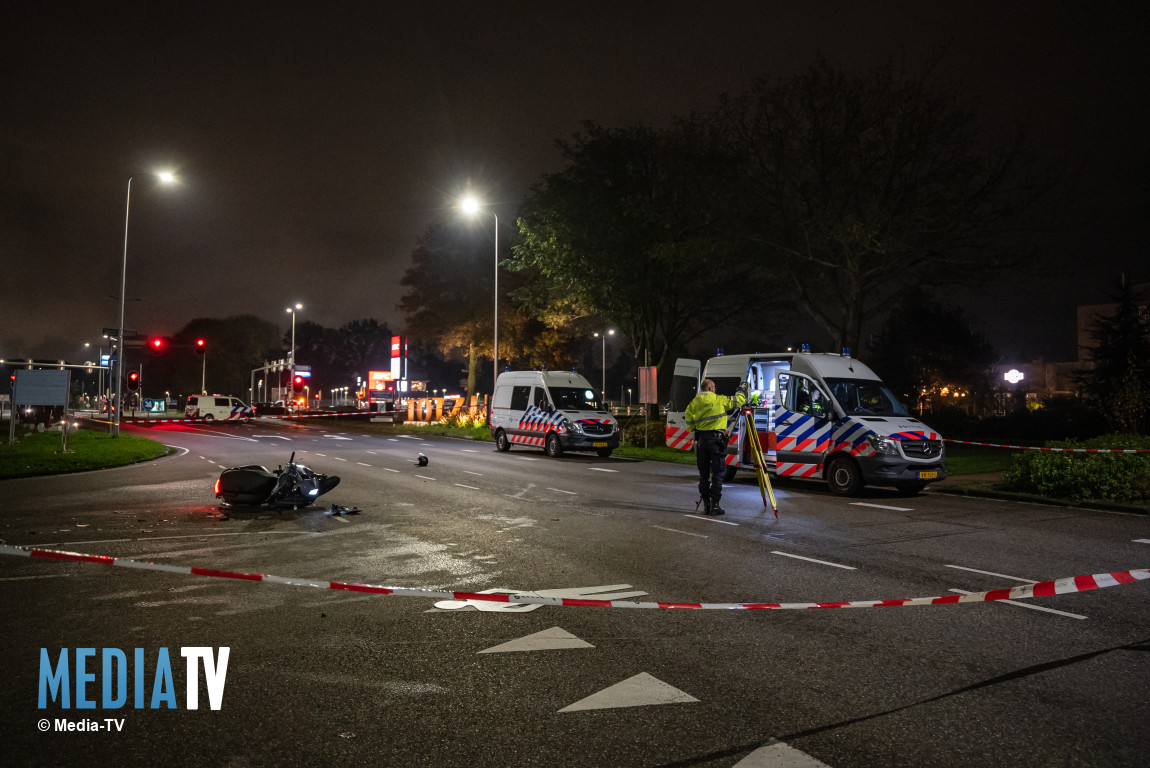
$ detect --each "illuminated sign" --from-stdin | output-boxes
[1004,369,1025,384]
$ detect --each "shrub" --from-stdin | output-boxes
[619,415,667,447]
[1000,433,1150,502]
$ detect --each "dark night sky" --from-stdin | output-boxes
[2,2,1147,364]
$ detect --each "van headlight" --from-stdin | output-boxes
[866,435,899,455]
[568,421,584,434]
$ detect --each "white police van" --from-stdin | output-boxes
[185,395,254,423]
[665,349,946,495]
[489,370,620,458]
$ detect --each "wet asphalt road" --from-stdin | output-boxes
[2,419,1149,767]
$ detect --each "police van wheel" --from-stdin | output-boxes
[203,414,215,422]
[545,433,564,458]
[826,456,862,496]
[723,466,738,482]
[495,429,511,452]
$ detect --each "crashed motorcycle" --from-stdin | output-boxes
[215,451,340,509]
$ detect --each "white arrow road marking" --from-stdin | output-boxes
[734,740,833,767]
[771,551,856,570]
[558,673,698,712]
[478,627,594,654]
[949,589,1086,619]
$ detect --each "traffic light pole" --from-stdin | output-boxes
[201,353,206,395]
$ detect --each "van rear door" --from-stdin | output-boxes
[665,358,700,450]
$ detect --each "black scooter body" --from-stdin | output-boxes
[216,452,340,509]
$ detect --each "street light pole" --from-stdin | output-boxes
[459,196,499,387]
[113,171,175,437]
[286,303,302,404]
[594,329,615,403]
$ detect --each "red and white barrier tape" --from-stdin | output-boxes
[87,412,382,425]
[945,439,1150,454]
[2,545,1145,611]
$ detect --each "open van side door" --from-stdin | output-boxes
[772,371,836,479]
[665,358,700,451]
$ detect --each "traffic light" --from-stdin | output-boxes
[126,370,140,391]
[148,337,165,356]
[292,375,304,393]
[195,338,206,355]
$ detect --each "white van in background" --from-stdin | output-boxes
[489,370,620,458]
[185,395,254,423]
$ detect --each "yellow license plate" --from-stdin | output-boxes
[593,442,608,448]
[919,471,938,480]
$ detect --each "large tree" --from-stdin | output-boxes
[1076,276,1150,433]
[719,57,1051,351]
[512,119,769,378]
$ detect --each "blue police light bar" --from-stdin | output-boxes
[801,343,811,353]
[842,347,850,356]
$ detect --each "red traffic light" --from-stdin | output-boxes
[292,375,305,393]
[195,338,206,355]
[149,337,165,356]
[126,370,140,391]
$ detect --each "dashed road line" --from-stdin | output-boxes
[0,574,72,582]
[548,488,577,495]
[333,457,348,461]
[851,502,912,511]
[314,453,327,457]
[589,467,618,473]
[333,516,350,524]
[383,468,401,473]
[356,462,372,467]
[1135,539,1150,545]
[518,457,540,462]
[945,564,1034,583]
[771,551,856,570]
[415,475,436,481]
[455,484,480,490]
[684,514,738,526]
[653,526,708,539]
[461,449,479,453]
[949,589,1086,620]
[464,471,483,476]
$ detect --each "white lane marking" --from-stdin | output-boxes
[949,589,1087,620]
[422,443,433,447]
[734,740,833,767]
[1135,539,1150,544]
[366,451,378,454]
[415,475,436,481]
[356,462,372,467]
[199,455,207,459]
[314,453,327,457]
[771,551,856,570]
[455,484,480,490]
[464,471,483,476]
[851,502,912,511]
[333,516,350,524]
[684,514,738,526]
[461,449,479,453]
[383,468,401,473]
[323,435,353,440]
[31,532,317,547]
[653,526,708,539]
[548,488,577,495]
[518,457,539,462]
[0,574,72,582]
[388,438,399,442]
[589,467,618,473]
[263,435,291,440]
[333,457,348,462]
[945,564,1035,583]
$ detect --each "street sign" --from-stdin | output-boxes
[638,366,658,404]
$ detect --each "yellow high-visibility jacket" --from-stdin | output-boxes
[685,390,746,432]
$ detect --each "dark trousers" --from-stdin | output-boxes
[695,430,727,503]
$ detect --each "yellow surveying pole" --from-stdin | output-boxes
[742,408,778,517]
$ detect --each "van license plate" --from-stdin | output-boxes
[919,471,938,480]
[593,442,608,448]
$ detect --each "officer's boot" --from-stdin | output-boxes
[702,498,712,515]
[711,497,725,516]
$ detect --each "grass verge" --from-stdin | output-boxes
[0,427,174,479]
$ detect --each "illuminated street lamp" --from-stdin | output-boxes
[459,195,499,386]
[593,329,615,403]
[113,170,176,436]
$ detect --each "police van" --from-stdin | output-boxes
[185,395,254,423]
[490,370,620,458]
[666,349,946,495]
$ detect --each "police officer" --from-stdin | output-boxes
[685,378,747,515]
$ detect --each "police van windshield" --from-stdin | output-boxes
[551,387,602,411]
[825,378,909,416]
